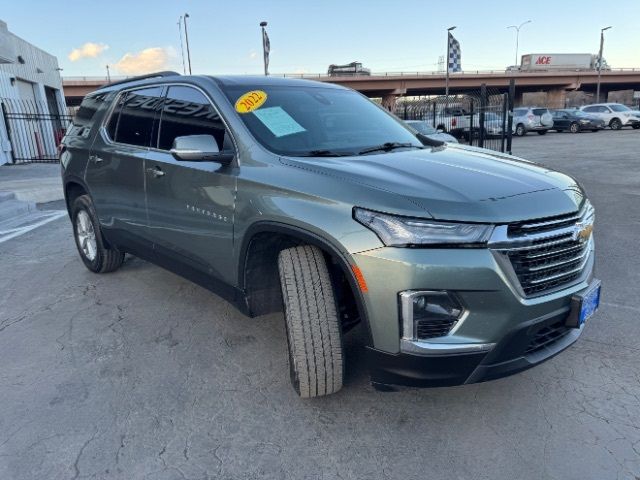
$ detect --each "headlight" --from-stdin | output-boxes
[354,208,494,247]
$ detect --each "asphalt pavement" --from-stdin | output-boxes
[0,129,639,480]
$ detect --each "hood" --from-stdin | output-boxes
[280,144,584,223]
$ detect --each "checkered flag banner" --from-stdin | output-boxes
[448,32,461,72]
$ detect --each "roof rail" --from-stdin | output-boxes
[101,71,181,89]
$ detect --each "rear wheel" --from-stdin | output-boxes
[569,122,580,134]
[515,124,526,136]
[610,118,623,130]
[591,129,600,132]
[278,245,344,398]
[537,130,547,135]
[71,195,124,273]
[632,124,640,130]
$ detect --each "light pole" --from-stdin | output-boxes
[445,26,456,98]
[596,26,612,103]
[184,13,192,74]
[177,16,186,75]
[106,65,111,83]
[260,21,270,76]
[507,20,532,67]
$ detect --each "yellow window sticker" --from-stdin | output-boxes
[235,90,267,113]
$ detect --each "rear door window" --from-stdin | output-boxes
[514,109,528,116]
[106,86,164,147]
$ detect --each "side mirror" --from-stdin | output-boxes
[416,132,444,147]
[170,135,233,164]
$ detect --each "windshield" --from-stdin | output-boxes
[609,104,630,112]
[223,84,422,156]
[405,121,437,135]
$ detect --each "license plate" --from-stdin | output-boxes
[566,280,601,328]
[579,281,601,325]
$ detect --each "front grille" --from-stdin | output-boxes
[525,320,571,355]
[416,318,457,339]
[491,202,594,297]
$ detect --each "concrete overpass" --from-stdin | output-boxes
[63,69,640,109]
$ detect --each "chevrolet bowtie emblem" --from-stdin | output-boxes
[573,222,593,243]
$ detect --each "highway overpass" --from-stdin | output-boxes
[63,69,640,109]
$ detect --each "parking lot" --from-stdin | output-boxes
[1,129,639,480]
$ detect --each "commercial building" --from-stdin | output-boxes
[0,19,66,165]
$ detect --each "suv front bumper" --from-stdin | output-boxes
[352,246,595,388]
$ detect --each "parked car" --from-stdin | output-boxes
[512,107,554,136]
[404,120,458,143]
[580,103,640,130]
[429,107,504,140]
[61,72,600,398]
[550,109,604,133]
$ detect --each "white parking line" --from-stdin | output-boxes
[0,211,67,244]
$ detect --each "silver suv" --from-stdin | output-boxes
[513,107,554,136]
[580,103,640,130]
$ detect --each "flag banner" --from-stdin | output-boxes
[448,33,461,73]
[262,28,271,74]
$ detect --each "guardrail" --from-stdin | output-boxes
[62,67,640,83]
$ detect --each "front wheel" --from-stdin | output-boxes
[537,130,547,135]
[610,118,623,130]
[71,195,124,273]
[632,124,640,130]
[278,245,344,398]
[515,124,526,136]
[569,122,580,134]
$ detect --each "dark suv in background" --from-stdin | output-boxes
[61,72,600,398]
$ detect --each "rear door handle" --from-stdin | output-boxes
[147,166,165,178]
[89,154,103,164]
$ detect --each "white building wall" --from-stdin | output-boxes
[0,19,65,165]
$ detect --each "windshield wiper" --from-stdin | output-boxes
[296,150,355,157]
[358,142,424,155]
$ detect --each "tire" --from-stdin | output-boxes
[569,122,580,134]
[71,195,124,273]
[515,124,526,136]
[591,129,600,132]
[537,130,547,135]
[555,129,564,133]
[633,124,640,130]
[278,245,344,398]
[610,118,622,130]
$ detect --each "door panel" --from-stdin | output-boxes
[85,86,163,240]
[145,85,236,283]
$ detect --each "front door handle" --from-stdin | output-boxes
[147,166,165,178]
[89,155,103,164]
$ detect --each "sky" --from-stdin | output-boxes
[3,0,639,78]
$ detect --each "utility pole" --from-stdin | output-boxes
[178,16,187,75]
[507,20,532,66]
[106,65,111,83]
[445,26,456,98]
[184,13,192,74]
[596,26,612,103]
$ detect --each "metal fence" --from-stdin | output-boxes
[1,98,72,164]
[394,83,514,153]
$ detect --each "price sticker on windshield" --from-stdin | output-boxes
[235,90,267,113]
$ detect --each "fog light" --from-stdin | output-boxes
[400,291,464,341]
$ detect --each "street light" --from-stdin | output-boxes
[445,26,456,98]
[106,65,111,83]
[184,13,192,74]
[596,26,612,103]
[507,20,532,67]
[177,16,187,75]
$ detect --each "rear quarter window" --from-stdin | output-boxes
[67,93,108,137]
[532,109,548,116]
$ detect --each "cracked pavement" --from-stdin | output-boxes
[1,130,639,479]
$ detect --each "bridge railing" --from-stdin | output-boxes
[62,67,640,84]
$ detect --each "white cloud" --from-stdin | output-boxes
[68,42,109,62]
[113,47,176,75]
[249,51,258,59]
